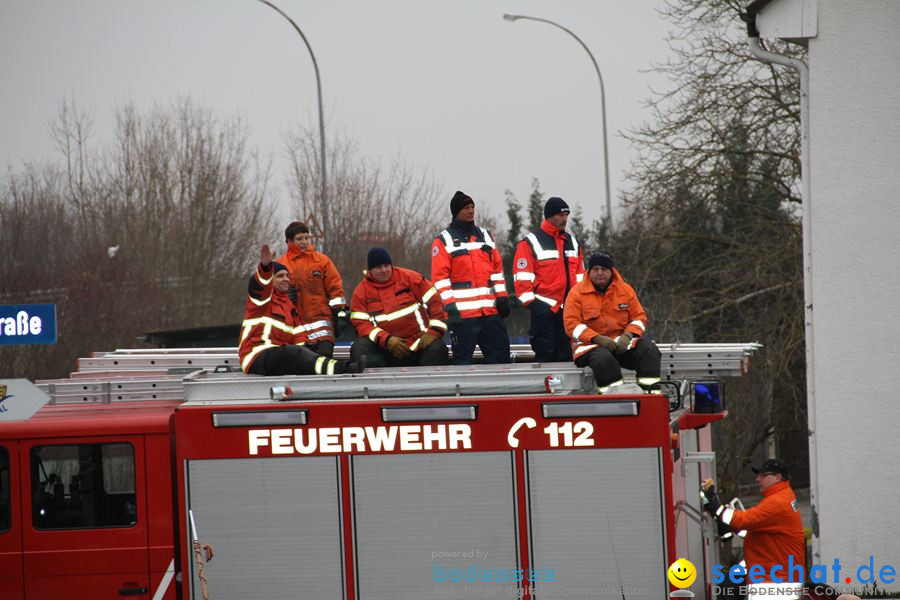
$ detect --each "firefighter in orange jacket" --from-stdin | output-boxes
[239,244,364,376]
[431,191,511,365]
[277,221,349,358]
[349,247,450,367]
[702,459,806,593]
[513,197,585,362]
[562,252,661,393]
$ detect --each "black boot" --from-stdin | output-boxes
[338,354,367,374]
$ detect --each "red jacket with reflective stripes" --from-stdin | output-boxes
[430,221,508,319]
[562,268,648,359]
[350,267,447,350]
[513,220,585,312]
[725,481,806,582]
[276,243,346,343]
[238,262,308,372]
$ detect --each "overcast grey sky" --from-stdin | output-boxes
[0,0,674,227]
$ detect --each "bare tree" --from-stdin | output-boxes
[0,99,273,379]
[284,126,444,285]
[618,0,807,497]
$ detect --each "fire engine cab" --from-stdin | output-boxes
[0,343,757,599]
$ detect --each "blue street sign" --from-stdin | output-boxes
[0,304,58,345]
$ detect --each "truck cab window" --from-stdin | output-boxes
[31,443,136,530]
[0,447,9,533]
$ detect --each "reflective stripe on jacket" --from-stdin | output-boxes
[562,268,648,359]
[238,262,308,372]
[277,244,346,342]
[350,267,447,351]
[431,221,508,319]
[720,481,806,583]
[513,220,584,312]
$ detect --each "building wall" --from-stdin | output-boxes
[808,0,900,589]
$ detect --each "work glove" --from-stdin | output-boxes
[331,306,351,337]
[445,303,461,323]
[717,520,734,540]
[700,479,722,516]
[496,296,511,319]
[386,336,411,359]
[591,335,618,352]
[615,332,635,354]
[418,332,439,349]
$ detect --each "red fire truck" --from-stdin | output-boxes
[0,343,755,599]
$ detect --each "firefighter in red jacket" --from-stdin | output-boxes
[431,191,511,365]
[239,244,364,376]
[513,197,585,362]
[276,221,349,358]
[349,247,450,367]
[562,252,661,393]
[702,459,806,596]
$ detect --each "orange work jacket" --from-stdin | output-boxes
[349,267,447,351]
[721,481,806,582]
[238,262,308,372]
[562,268,648,359]
[277,244,346,343]
[430,221,507,319]
[512,220,585,312]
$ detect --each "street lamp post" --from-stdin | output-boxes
[503,13,612,226]
[256,0,329,248]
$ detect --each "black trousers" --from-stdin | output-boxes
[449,315,511,365]
[248,344,347,376]
[306,340,334,358]
[349,336,450,368]
[528,302,573,362]
[574,337,661,390]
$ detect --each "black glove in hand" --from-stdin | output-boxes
[717,519,734,540]
[331,307,350,336]
[445,303,461,323]
[496,296,510,319]
[700,484,722,517]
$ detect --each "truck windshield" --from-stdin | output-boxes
[30,442,136,530]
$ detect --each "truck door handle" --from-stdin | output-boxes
[118,584,149,596]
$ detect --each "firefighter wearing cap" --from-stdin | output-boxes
[239,244,364,376]
[701,459,806,596]
[431,191,511,364]
[277,221,349,358]
[562,252,662,393]
[513,196,585,362]
[350,247,450,367]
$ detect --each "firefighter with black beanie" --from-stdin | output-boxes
[431,191,511,364]
[513,196,585,362]
[562,252,661,393]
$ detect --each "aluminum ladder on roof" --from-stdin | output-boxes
[36,342,760,405]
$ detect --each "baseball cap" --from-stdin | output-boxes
[751,459,790,479]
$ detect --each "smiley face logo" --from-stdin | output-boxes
[667,558,696,588]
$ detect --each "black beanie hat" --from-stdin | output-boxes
[587,252,614,270]
[450,190,475,218]
[367,247,392,270]
[273,261,288,274]
[544,196,570,219]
